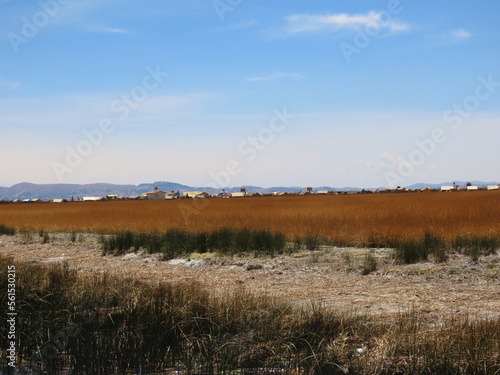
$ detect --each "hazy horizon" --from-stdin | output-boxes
[2,179,499,191]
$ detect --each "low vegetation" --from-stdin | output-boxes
[393,232,499,264]
[1,255,499,375]
[452,235,500,262]
[100,228,286,259]
[394,232,448,264]
[0,224,15,236]
[99,228,499,265]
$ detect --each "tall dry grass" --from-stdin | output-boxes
[0,191,499,246]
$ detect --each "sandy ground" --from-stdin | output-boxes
[1,233,499,322]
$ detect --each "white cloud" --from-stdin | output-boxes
[246,72,302,82]
[279,11,409,37]
[450,28,471,41]
[87,25,130,34]
[432,28,472,46]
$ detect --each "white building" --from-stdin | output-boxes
[83,197,105,201]
[231,192,246,198]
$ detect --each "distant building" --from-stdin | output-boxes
[83,197,105,202]
[196,192,211,199]
[298,190,312,196]
[487,185,499,190]
[217,190,231,198]
[165,191,180,200]
[184,191,210,199]
[440,186,455,192]
[142,188,166,200]
[316,190,330,195]
[466,185,478,191]
[273,191,287,196]
[231,192,246,198]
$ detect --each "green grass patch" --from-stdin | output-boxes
[0,224,15,236]
[101,228,287,258]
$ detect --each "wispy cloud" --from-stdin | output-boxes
[0,77,20,90]
[450,28,472,41]
[46,0,123,30]
[433,28,472,46]
[277,11,409,37]
[207,19,257,33]
[87,25,130,34]
[0,92,217,131]
[246,72,303,82]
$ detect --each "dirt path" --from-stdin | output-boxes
[1,233,499,321]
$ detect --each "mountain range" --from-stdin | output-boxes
[0,180,498,201]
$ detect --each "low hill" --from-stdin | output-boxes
[0,180,497,200]
[408,181,499,189]
[0,182,139,201]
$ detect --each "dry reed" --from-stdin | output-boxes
[0,191,499,247]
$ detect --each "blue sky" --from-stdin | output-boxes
[1,0,499,188]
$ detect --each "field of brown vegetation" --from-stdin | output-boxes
[0,191,499,246]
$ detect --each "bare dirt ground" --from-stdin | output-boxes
[1,233,499,322]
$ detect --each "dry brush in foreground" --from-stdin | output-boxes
[1,255,499,375]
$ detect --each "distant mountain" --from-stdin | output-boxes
[263,186,304,193]
[0,182,140,201]
[0,180,498,200]
[137,181,194,194]
[407,181,500,189]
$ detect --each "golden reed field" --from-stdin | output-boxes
[1,190,499,246]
